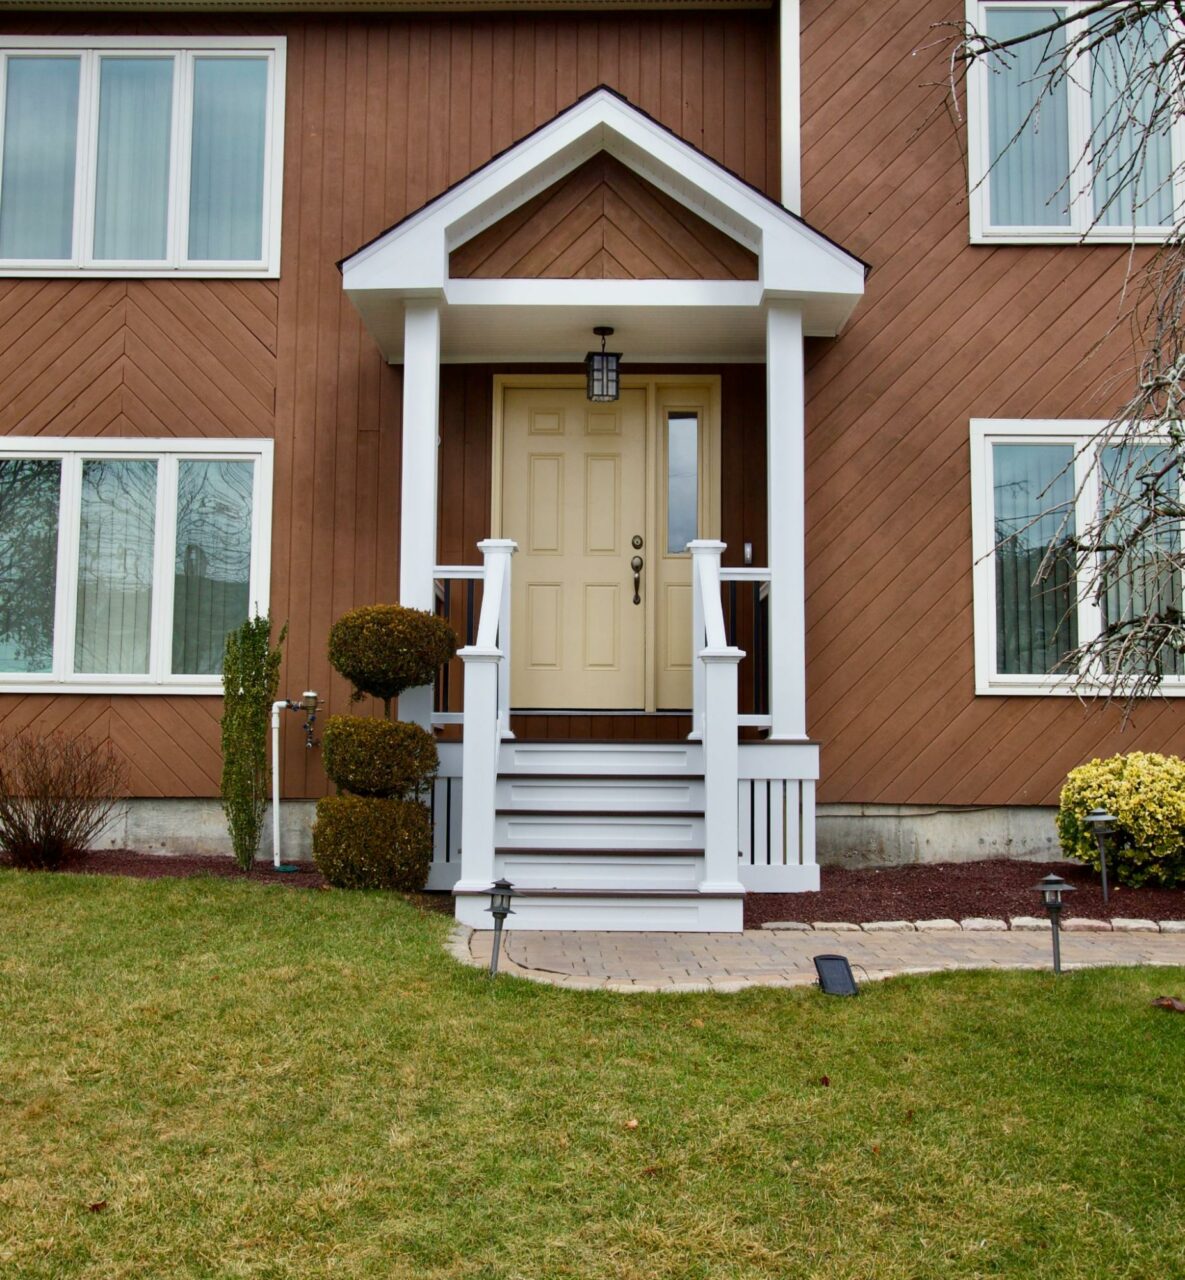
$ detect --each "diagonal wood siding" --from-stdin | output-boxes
[801,0,1185,806]
[0,8,778,800]
[450,153,758,280]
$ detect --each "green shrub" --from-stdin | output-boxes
[321,715,438,798]
[312,795,432,890]
[328,605,457,716]
[0,730,126,870]
[1057,750,1185,888]
[220,615,286,871]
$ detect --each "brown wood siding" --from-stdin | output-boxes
[450,153,758,280]
[802,0,1185,807]
[0,9,777,798]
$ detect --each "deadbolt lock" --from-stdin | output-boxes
[631,534,643,549]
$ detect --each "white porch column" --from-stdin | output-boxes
[766,301,807,741]
[398,299,442,728]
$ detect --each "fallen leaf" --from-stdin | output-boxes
[689,1018,704,1029]
[819,1075,830,1087]
[640,1165,661,1177]
[624,1118,639,1130]
[1151,996,1185,1012]
[88,1201,107,1213]
[871,1145,881,1156]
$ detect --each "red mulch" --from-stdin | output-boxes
[743,859,1185,928]
[7,850,1184,928]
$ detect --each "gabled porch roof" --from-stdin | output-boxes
[339,86,868,362]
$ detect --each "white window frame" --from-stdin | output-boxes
[0,436,273,694]
[966,2,1185,243]
[971,418,1185,695]
[0,36,285,277]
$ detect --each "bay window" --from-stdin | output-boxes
[0,38,284,274]
[0,439,272,692]
[967,3,1182,240]
[972,420,1185,693]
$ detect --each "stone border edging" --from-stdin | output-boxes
[760,917,1185,934]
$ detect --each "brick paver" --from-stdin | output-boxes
[453,925,1185,991]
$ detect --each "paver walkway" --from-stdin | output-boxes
[455,926,1185,991]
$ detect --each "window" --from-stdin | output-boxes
[0,438,272,693]
[0,38,285,275]
[971,420,1185,694]
[967,3,1182,240]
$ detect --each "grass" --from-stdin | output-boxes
[1,872,1184,1279]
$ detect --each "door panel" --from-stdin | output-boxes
[503,387,647,709]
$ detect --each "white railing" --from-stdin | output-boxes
[719,565,772,730]
[453,539,516,896]
[432,564,484,727]
[688,541,746,893]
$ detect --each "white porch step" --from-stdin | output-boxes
[455,886,743,932]
[498,741,703,776]
[495,773,704,812]
[494,810,704,850]
[494,848,704,890]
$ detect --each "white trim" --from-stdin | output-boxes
[966,2,1182,242]
[0,436,273,695]
[0,38,285,277]
[779,0,800,213]
[970,418,1185,696]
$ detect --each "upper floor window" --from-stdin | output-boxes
[0,437,273,694]
[0,37,285,276]
[971,419,1184,694]
[967,3,1181,241]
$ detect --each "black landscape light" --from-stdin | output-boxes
[585,327,621,402]
[1084,807,1117,905]
[1033,873,1075,974]
[814,954,859,996]
[487,878,515,976]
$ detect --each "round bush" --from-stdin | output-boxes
[321,715,438,798]
[1058,750,1185,888]
[312,794,432,891]
[328,605,457,709]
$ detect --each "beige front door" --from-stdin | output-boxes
[497,379,718,711]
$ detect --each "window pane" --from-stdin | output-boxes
[75,459,157,675]
[993,443,1078,674]
[667,412,698,554]
[986,8,1071,227]
[172,459,254,675]
[0,458,60,672]
[188,57,268,261]
[0,57,80,259]
[93,57,173,261]
[1100,444,1182,674]
[1091,16,1174,227]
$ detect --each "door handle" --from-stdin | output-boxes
[630,555,643,605]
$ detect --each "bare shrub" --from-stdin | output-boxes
[0,731,127,870]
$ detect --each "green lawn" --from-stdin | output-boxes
[1,872,1183,1279]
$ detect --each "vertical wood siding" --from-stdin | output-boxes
[0,9,777,799]
[802,0,1185,805]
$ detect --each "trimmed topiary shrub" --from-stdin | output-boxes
[321,715,438,798]
[328,604,457,716]
[1058,750,1185,888]
[312,794,432,890]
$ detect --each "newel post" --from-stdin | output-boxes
[453,647,500,894]
[474,538,516,740]
[701,647,745,893]
[687,540,726,741]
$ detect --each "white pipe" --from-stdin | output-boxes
[271,700,287,869]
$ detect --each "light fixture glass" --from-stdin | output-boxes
[585,326,621,402]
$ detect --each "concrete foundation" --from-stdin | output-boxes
[94,799,1070,874]
[97,797,317,863]
[816,803,1068,870]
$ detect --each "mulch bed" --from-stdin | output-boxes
[743,859,1185,928]
[7,850,1185,929]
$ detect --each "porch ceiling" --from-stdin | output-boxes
[340,87,868,363]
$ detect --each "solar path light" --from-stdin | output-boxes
[1084,807,1117,906]
[1033,873,1075,974]
[487,878,515,976]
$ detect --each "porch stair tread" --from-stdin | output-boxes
[494,808,703,819]
[455,886,742,900]
[494,846,704,857]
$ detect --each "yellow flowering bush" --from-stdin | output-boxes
[1057,751,1185,887]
